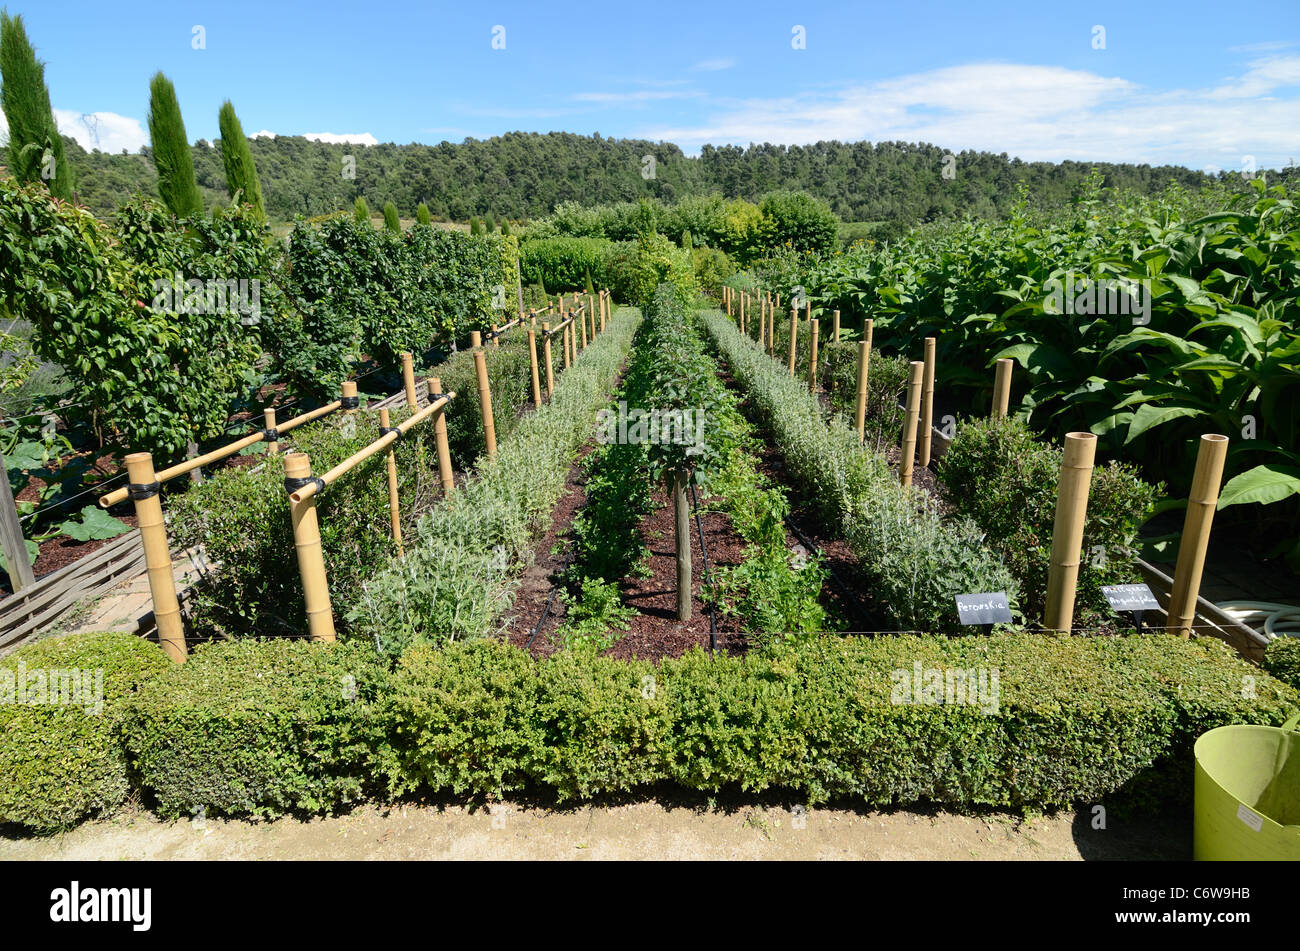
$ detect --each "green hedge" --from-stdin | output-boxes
[118,633,1297,819]
[1264,637,1300,692]
[701,308,1017,632]
[0,632,172,831]
[518,236,610,292]
[346,308,642,653]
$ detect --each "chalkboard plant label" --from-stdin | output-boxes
[1100,583,1160,613]
[954,592,1012,626]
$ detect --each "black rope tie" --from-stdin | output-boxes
[379,426,402,441]
[127,481,161,501]
[340,396,360,410]
[426,392,447,403]
[261,428,279,443]
[284,475,326,497]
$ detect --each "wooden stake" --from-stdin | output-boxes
[491,324,500,348]
[341,379,358,414]
[430,378,454,493]
[740,293,746,335]
[471,330,482,350]
[1168,434,1230,637]
[726,287,732,317]
[542,322,555,398]
[379,408,403,554]
[900,361,925,487]
[991,358,1013,418]
[580,307,588,350]
[528,328,542,408]
[0,447,36,591]
[809,318,820,390]
[673,470,692,622]
[401,353,417,409]
[474,350,497,459]
[563,322,572,370]
[1044,433,1098,631]
[122,452,186,661]
[854,319,874,444]
[284,451,335,642]
[833,309,841,342]
[787,309,798,377]
[758,300,767,348]
[919,337,936,468]
[263,408,279,455]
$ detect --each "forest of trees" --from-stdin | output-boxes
[62,130,1286,226]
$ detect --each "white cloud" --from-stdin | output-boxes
[250,130,379,145]
[45,110,147,153]
[641,60,1300,167]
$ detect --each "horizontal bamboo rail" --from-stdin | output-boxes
[99,397,346,508]
[289,393,455,503]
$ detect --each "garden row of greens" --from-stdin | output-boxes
[171,309,637,645]
[2,627,1294,832]
[774,175,1300,561]
[729,306,1160,628]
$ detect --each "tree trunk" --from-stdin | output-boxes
[673,470,692,621]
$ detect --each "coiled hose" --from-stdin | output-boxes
[1215,601,1300,639]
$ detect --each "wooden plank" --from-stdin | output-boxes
[0,448,36,591]
[1136,558,1268,663]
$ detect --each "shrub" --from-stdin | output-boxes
[759,191,839,255]
[518,236,609,292]
[937,414,1161,625]
[1264,637,1300,692]
[125,639,391,818]
[0,632,171,831]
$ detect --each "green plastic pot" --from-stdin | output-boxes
[1194,713,1300,861]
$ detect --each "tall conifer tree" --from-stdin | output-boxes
[0,12,74,199]
[217,99,265,220]
[147,72,203,217]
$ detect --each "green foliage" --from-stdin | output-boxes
[470,217,484,236]
[382,201,401,233]
[759,191,839,254]
[415,203,431,226]
[353,196,370,224]
[518,236,610,292]
[0,12,73,199]
[1264,637,1300,692]
[347,310,641,653]
[0,632,171,831]
[217,100,265,220]
[125,639,391,818]
[938,414,1161,625]
[500,219,511,236]
[146,72,203,217]
[690,246,734,296]
[557,577,637,651]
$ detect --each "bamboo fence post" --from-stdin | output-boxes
[491,324,500,348]
[600,291,607,332]
[900,361,924,486]
[0,447,35,592]
[740,293,746,335]
[563,322,572,369]
[341,379,358,414]
[787,308,798,377]
[430,378,454,493]
[673,469,692,622]
[726,287,732,317]
[919,337,936,468]
[527,327,542,408]
[263,408,279,455]
[991,358,1013,418]
[124,452,186,662]
[854,319,874,444]
[1168,434,1230,637]
[1044,433,1098,632]
[542,322,555,398]
[833,309,841,342]
[284,451,335,642]
[809,318,820,390]
[805,300,812,324]
[378,408,403,555]
[767,308,776,355]
[580,307,588,350]
[401,352,417,409]
[776,292,781,312]
[471,330,482,350]
[758,301,767,349]
[474,349,497,459]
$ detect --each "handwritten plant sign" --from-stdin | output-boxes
[954,592,1013,628]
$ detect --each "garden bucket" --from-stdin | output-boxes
[1193,713,1300,860]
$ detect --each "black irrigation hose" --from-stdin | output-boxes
[525,544,577,650]
[689,479,718,655]
[783,514,875,627]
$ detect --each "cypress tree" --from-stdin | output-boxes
[0,12,74,199]
[354,196,370,225]
[217,100,265,220]
[486,212,496,232]
[416,203,431,226]
[383,200,401,233]
[469,217,483,236]
[499,219,511,236]
[147,72,203,217]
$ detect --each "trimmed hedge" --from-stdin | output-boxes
[0,632,172,832]
[701,308,1017,632]
[1264,637,1300,692]
[117,633,1297,819]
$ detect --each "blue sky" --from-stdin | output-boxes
[6,0,1300,170]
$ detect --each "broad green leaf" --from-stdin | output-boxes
[1124,403,1205,444]
[1217,464,1300,509]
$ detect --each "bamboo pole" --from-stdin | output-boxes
[787,308,798,377]
[341,379,358,413]
[600,291,607,332]
[854,320,874,444]
[124,452,186,662]
[991,358,1013,418]
[0,447,35,591]
[431,378,454,494]
[726,287,732,317]
[283,451,335,642]
[542,322,555,398]
[263,408,279,455]
[1168,434,1230,637]
[528,327,542,408]
[900,361,924,487]
[401,352,417,409]
[491,324,500,348]
[673,469,691,622]
[809,318,820,390]
[474,350,497,459]
[471,330,482,350]
[919,337,936,468]
[379,407,403,555]
[739,293,746,335]
[758,300,767,349]
[1044,433,1098,631]
[580,307,588,350]
[563,322,572,369]
[833,309,841,342]
[805,300,812,324]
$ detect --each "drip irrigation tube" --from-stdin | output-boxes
[784,514,874,627]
